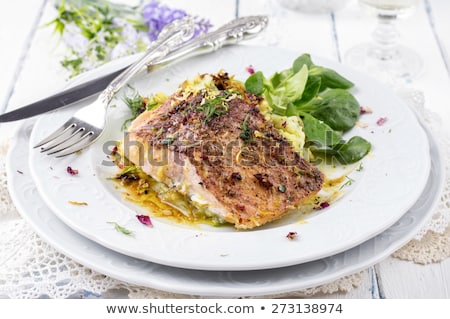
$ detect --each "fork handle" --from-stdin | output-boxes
[147,16,269,72]
[100,17,196,104]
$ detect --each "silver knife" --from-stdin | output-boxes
[0,15,268,122]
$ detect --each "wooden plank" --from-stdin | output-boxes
[0,0,46,112]
[439,258,450,297]
[426,0,450,76]
[6,2,72,111]
[376,257,449,298]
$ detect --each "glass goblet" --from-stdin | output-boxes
[345,0,422,84]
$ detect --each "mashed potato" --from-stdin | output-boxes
[258,99,306,153]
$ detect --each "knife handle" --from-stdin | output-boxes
[147,16,269,72]
[100,16,196,103]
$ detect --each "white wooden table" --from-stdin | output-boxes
[1,0,449,298]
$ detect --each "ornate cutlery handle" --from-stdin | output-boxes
[101,16,196,103]
[147,15,269,71]
[215,15,269,45]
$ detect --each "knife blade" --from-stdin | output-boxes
[0,68,125,122]
[0,15,268,123]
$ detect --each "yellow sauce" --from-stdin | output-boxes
[112,158,348,229]
[113,163,227,227]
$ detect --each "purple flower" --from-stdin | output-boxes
[136,214,153,227]
[319,202,330,209]
[376,117,388,126]
[66,166,79,176]
[142,0,212,41]
[192,17,213,38]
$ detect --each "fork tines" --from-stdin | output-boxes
[34,120,101,157]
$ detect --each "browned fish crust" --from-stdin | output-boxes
[128,72,324,229]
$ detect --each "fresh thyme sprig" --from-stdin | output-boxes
[121,86,168,130]
[122,92,146,130]
[240,114,253,143]
[107,221,133,236]
[339,176,355,190]
[196,91,231,123]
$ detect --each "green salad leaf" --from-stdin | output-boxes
[311,136,372,165]
[304,89,360,132]
[293,53,354,92]
[244,71,265,96]
[301,114,342,147]
[245,53,371,165]
[281,64,309,102]
[295,75,321,105]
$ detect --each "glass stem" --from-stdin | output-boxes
[370,14,400,61]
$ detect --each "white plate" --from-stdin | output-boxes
[7,119,443,297]
[28,46,430,271]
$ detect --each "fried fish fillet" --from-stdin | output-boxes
[125,72,323,229]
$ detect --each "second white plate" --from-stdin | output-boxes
[28,46,430,270]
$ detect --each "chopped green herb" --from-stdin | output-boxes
[122,91,146,130]
[196,90,231,123]
[278,184,287,193]
[161,137,174,145]
[107,222,133,236]
[339,176,355,190]
[356,163,364,172]
[61,57,83,76]
[118,166,138,176]
[122,89,167,130]
[239,114,253,143]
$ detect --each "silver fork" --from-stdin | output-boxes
[34,17,196,157]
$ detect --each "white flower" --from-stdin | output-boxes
[122,22,140,46]
[96,30,107,45]
[110,42,132,60]
[80,58,96,72]
[112,17,127,27]
[62,23,89,56]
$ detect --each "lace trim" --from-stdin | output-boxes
[123,273,363,299]
[393,226,450,264]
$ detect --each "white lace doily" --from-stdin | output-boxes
[0,90,449,298]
